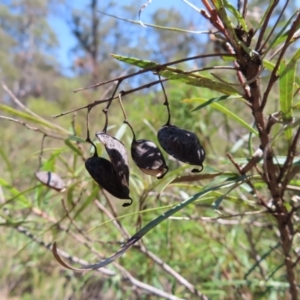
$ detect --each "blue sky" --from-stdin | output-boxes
[48,0,201,74]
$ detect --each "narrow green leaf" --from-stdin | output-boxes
[183,94,243,111]
[244,243,280,279]
[184,97,258,135]
[112,54,239,95]
[65,140,82,156]
[171,172,230,183]
[0,146,13,182]
[263,59,275,71]
[224,0,248,31]
[213,0,243,50]
[264,59,300,88]
[293,101,300,109]
[41,148,66,171]
[53,176,249,271]
[0,178,31,207]
[279,59,296,142]
[269,10,300,48]
[67,135,86,143]
[212,179,245,209]
[0,104,66,132]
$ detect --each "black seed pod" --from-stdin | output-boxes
[157,125,205,172]
[35,171,66,192]
[85,156,131,206]
[96,132,130,192]
[131,139,168,179]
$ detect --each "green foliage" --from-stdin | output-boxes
[1,1,300,299]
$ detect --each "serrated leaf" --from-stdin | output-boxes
[112,54,239,95]
[184,97,258,135]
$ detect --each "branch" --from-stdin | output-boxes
[73,53,235,92]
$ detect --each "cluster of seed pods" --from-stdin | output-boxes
[35,80,205,207]
[84,84,205,207]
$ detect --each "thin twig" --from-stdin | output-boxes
[211,66,263,87]
[94,199,209,300]
[31,206,185,300]
[0,115,65,140]
[53,78,168,119]
[261,11,300,110]
[73,53,235,92]
[1,81,69,134]
[279,125,300,193]
[255,0,280,50]
[14,225,115,276]
[259,0,289,53]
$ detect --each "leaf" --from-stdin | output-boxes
[279,56,297,142]
[67,135,86,143]
[52,176,248,271]
[184,94,243,111]
[267,10,300,50]
[64,140,82,157]
[112,54,239,95]
[212,178,245,209]
[171,172,228,183]
[0,104,66,132]
[184,97,258,135]
[293,101,300,109]
[0,146,13,182]
[213,0,241,49]
[244,243,280,279]
[0,178,31,208]
[41,148,66,171]
[263,59,275,71]
[223,0,248,31]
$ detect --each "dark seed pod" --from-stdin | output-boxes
[96,132,130,191]
[85,156,132,207]
[131,139,168,179]
[157,125,205,172]
[35,171,66,192]
[94,132,131,206]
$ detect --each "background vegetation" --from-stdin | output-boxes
[0,0,299,299]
